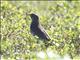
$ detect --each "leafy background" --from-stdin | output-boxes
[1,1,80,60]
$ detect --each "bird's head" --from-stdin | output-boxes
[30,13,39,22]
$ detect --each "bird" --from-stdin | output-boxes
[29,13,59,47]
[29,13,51,41]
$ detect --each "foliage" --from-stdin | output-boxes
[1,1,80,60]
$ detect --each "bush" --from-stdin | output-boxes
[1,1,80,60]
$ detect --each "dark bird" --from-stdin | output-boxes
[29,13,59,47]
[29,13,51,41]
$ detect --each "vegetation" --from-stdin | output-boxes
[1,1,80,60]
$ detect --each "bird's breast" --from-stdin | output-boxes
[30,23,39,32]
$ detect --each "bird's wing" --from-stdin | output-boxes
[39,25,51,40]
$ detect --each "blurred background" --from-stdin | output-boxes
[1,1,80,60]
